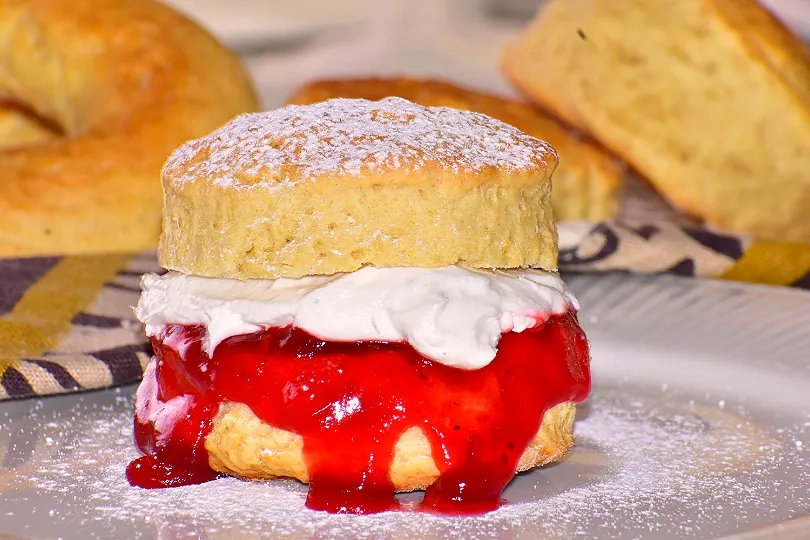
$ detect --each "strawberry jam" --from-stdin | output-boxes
[127,310,590,515]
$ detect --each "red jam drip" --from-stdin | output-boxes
[127,311,591,515]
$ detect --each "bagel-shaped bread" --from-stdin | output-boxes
[205,400,576,492]
[0,0,260,257]
[159,97,560,279]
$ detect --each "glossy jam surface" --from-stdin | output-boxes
[127,311,591,514]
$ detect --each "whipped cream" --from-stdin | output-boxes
[135,359,191,447]
[135,266,577,370]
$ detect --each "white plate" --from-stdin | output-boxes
[0,273,808,539]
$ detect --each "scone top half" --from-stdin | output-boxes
[159,97,560,279]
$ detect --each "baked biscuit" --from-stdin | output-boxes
[502,0,810,242]
[131,97,592,514]
[160,97,560,279]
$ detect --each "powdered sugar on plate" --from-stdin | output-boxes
[162,97,557,189]
[2,382,808,540]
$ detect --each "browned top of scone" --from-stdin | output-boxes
[162,97,558,190]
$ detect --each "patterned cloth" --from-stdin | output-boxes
[561,177,810,288]
[2,182,810,400]
[560,221,810,288]
[0,253,159,400]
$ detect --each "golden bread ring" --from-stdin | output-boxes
[206,400,577,492]
[0,0,260,257]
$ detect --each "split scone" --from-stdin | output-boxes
[287,76,623,222]
[128,97,592,515]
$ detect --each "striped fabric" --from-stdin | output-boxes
[558,177,810,288]
[559,221,810,288]
[1,231,809,400]
[0,252,158,400]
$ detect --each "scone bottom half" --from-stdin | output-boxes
[128,97,592,515]
[131,314,590,515]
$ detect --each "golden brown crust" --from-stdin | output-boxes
[287,76,623,222]
[206,400,577,492]
[0,0,260,257]
[501,0,810,243]
[159,97,560,279]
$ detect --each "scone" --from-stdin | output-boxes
[287,76,623,222]
[128,97,592,515]
[501,0,810,243]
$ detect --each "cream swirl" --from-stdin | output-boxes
[135,266,577,370]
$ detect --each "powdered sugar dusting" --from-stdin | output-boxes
[162,97,557,188]
[4,383,808,539]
